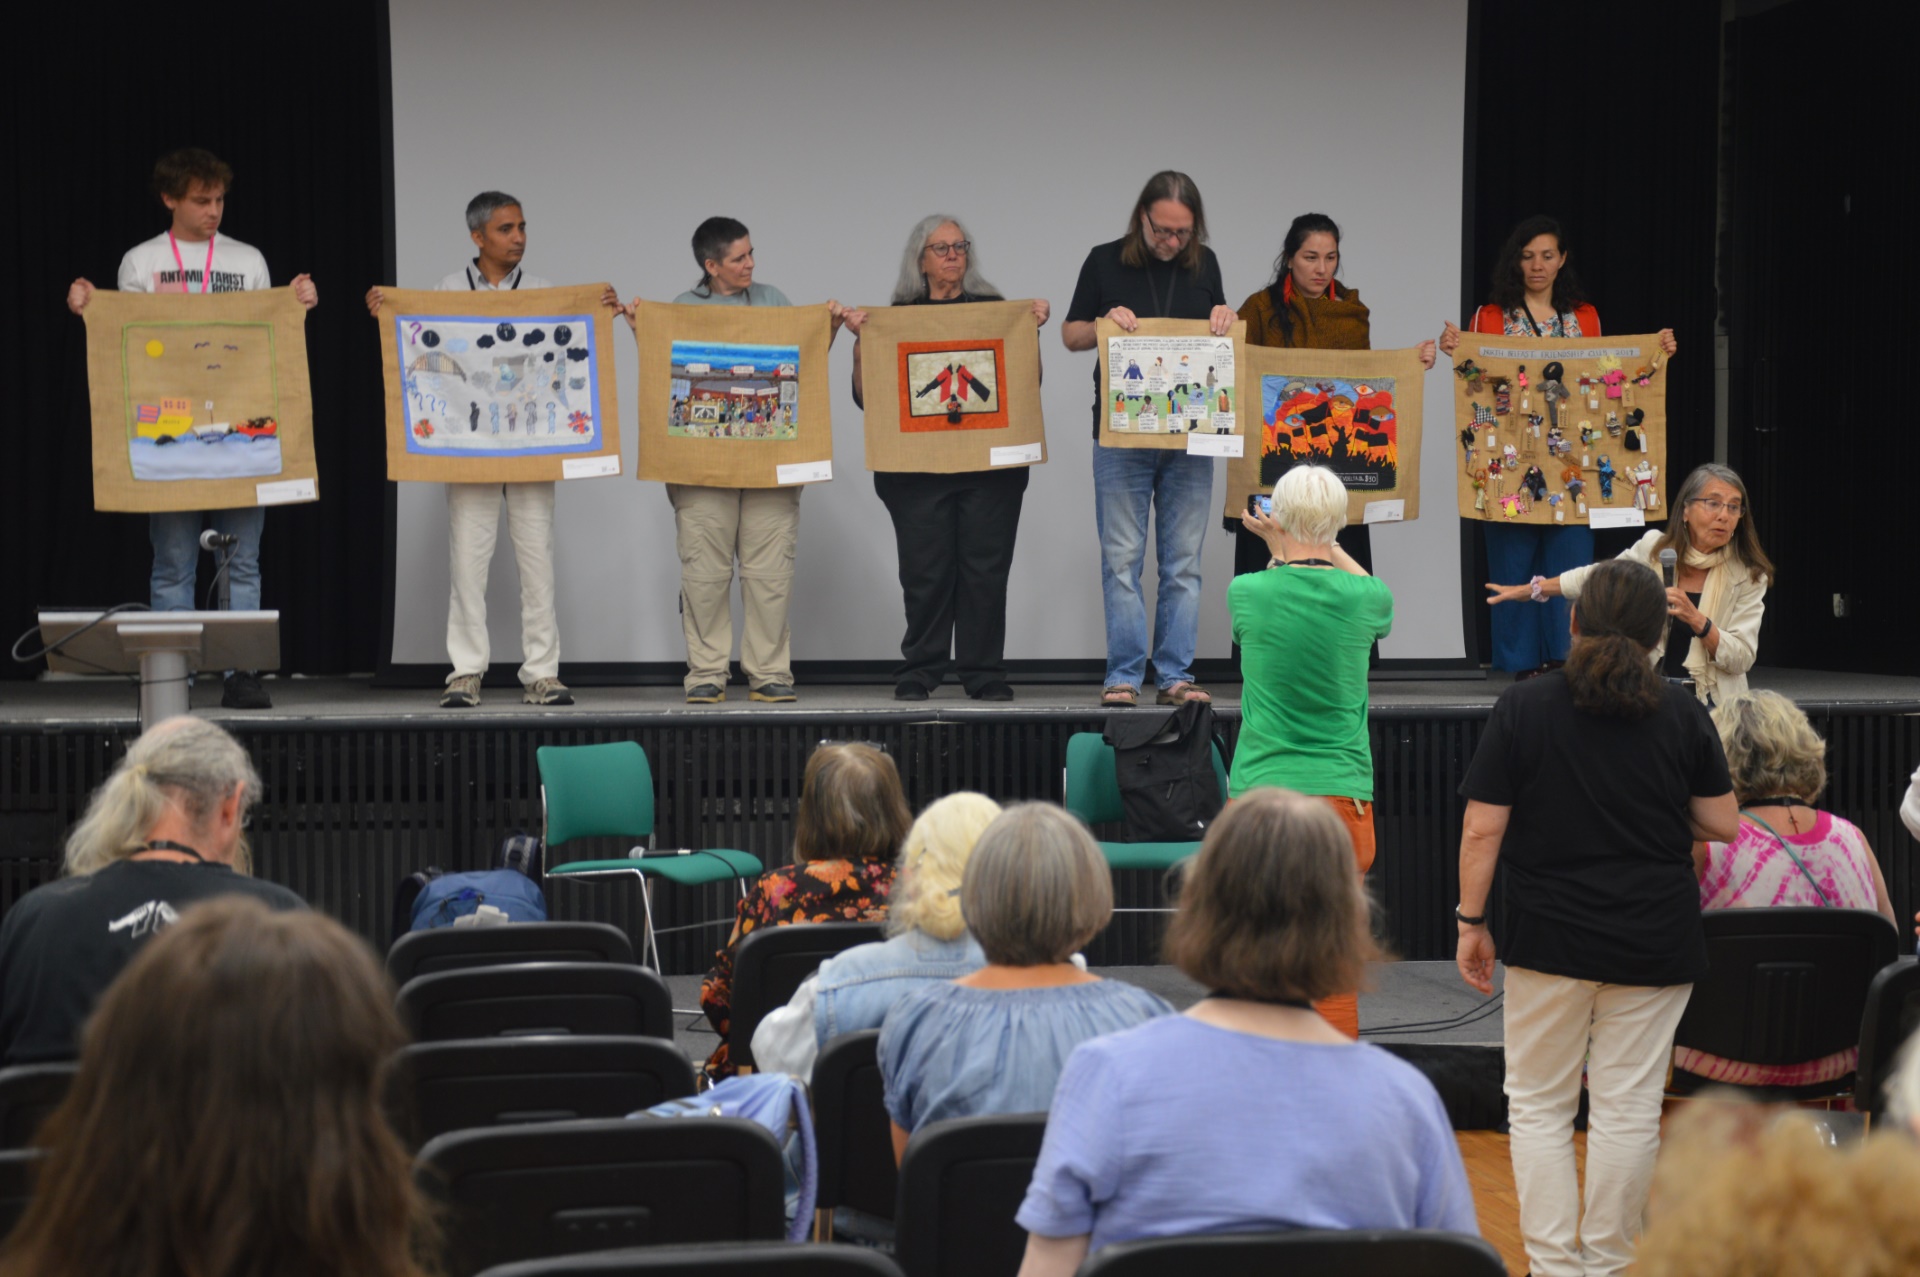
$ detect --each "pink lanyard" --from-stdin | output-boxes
[168,230,215,293]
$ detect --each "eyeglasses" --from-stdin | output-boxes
[1144,216,1195,244]
[924,240,970,259]
[1688,498,1744,517]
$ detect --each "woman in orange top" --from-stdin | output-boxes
[1440,215,1676,677]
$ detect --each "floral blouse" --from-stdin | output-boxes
[700,857,895,1077]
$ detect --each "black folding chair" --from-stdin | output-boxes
[1855,957,1920,1121]
[388,922,636,984]
[389,1036,697,1148]
[812,1030,896,1236]
[1668,907,1900,1102]
[0,1148,45,1242]
[0,1063,78,1150]
[730,923,884,1072]
[1077,1228,1507,1276]
[471,1240,905,1276]
[893,1113,1047,1277]
[396,962,672,1043]
[416,1117,787,1277]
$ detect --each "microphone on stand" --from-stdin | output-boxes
[199,529,238,551]
[1658,548,1677,590]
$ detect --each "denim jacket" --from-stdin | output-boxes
[751,931,984,1079]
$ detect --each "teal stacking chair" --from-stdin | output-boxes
[1062,733,1228,906]
[537,742,763,972]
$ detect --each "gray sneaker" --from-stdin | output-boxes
[524,677,574,706]
[440,674,481,708]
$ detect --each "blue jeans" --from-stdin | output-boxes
[149,507,266,611]
[1092,443,1212,690]
[1485,523,1592,671]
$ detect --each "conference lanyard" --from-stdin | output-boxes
[467,263,522,290]
[168,231,215,294]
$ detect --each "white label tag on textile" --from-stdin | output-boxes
[776,460,832,485]
[255,478,316,505]
[1185,432,1242,457]
[1587,508,1646,530]
[561,454,620,480]
[1363,499,1406,524]
[989,442,1044,467]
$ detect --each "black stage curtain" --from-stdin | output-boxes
[1,4,394,681]
[1464,0,1722,664]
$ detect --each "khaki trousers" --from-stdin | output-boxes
[667,484,800,691]
[1503,966,1692,1277]
[446,481,558,685]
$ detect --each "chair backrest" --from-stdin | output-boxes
[1063,733,1228,828]
[0,1063,78,1150]
[468,1240,906,1276]
[0,1147,44,1243]
[388,922,637,983]
[396,962,673,1043]
[417,1117,787,1277]
[1673,908,1901,1068]
[812,1030,895,1220]
[730,923,887,1071]
[1076,1229,1508,1277]
[1856,957,1920,1115]
[390,1036,697,1148]
[537,742,655,850]
[893,1112,1048,1277]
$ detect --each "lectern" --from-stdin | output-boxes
[37,610,280,730]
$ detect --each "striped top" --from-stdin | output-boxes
[1699,811,1878,912]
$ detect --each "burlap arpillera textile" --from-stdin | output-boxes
[84,287,317,513]
[1450,333,1671,525]
[634,301,834,488]
[1096,316,1246,451]
[377,285,623,484]
[859,300,1045,473]
[1225,344,1426,525]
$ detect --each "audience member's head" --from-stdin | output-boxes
[1712,690,1827,807]
[0,897,435,1277]
[794,743,914,865]
[1271,463,1349,547]
[1635,1097,1920,1275]
[1165,787,1380,1002]
[962,804,1111,966]
[63,715,261,876]
[887,792,1003,941]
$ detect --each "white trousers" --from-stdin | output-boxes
[1503,966,1691,1277]
[445,481,559,685]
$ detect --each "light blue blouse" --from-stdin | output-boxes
[879,979,1173,1133]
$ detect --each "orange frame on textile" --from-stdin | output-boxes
[858,299,1045,473]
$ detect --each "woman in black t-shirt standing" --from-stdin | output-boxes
[845,216,1050,702]
[1455,558,1737,1277]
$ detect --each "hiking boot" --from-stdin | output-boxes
[221,671,271,709]
[685,683,726,704]
[523,677,573,706]
[440,674,481,708]
[750,683,798,703]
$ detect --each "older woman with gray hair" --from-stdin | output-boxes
[878,803,1170,1161]
[845,215,1049,703]
[1487,463,1772,705]
[1231,463,1393,1039]
[0,716,306,1065]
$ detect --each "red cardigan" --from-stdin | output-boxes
[1470,302,1601,336]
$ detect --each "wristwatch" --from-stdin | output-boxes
[1455,904,1487,926]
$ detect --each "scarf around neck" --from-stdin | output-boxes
[1680,543,1736,701]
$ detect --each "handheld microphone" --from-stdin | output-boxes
[1658,547,1677,590]
[199,529,238,552]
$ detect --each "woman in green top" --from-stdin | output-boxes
[1229,463,1392,1038]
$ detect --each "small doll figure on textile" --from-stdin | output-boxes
[1597,455,1617,502]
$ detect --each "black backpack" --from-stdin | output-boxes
[1102,700,1223,842]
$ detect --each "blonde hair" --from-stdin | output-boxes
[64,716,260,877]
[1273,464,1348,547]
[1712,690,1827,805]
[887,793,1002,941]
[962,804,1112,966]
[1636,1098,1920,1275]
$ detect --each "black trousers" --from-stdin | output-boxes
[874,467,1029,692]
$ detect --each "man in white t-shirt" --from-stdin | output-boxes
[67,148,319,710]
[367,192,618,707]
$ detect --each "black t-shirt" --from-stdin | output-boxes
[1065,238,1226,437]
[1458,672,1732,986]
[0,859,307,1065]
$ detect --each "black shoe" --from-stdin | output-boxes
[750,683,798,703]
[222,671,271,710]
[894,680,930,701]
[969,680,1015,702]
[685,683,726,704]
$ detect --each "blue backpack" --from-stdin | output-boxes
[638,1073,817,1241]
[409,867,548,930]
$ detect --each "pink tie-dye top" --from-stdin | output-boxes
[1699,811,1878,912]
